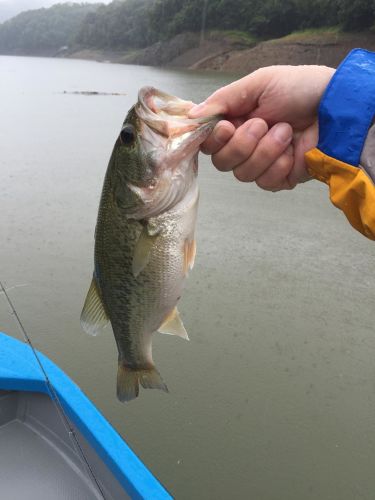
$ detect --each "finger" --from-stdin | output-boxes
[212,118,268,172]
[287,122,319,185]
[233,123,293,182]
[200,120,235,155]
[230,117,247,128]
[188,70,267,118]
[255,148,295,191]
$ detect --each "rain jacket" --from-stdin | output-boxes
[305,49,375,240]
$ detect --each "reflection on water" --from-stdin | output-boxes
[1,56,375,500]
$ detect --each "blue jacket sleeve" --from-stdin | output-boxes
[305,49,375,240]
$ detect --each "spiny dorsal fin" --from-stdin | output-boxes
[80,277,109,336]
[132,224,160,278]
[158,307,189,340]
[183,238,196,276]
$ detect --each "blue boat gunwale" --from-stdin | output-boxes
[0,331,171,500]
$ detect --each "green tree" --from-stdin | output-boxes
[292,0,339,30]
[76,0,156,49]
[338,0,374,30]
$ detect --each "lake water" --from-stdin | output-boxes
[1,55,375,500]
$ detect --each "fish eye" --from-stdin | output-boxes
[119,124,135,145]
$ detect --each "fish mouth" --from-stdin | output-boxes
[136,86,219,154]
[126,87,219,220]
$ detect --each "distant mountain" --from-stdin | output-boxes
[0,1,56,22]
[0,0,107,23]
[0,2,101,53]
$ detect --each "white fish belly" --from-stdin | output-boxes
[142,181,199,337]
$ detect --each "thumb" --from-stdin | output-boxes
[188,72,264,119]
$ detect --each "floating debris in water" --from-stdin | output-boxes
[62,91,127,96]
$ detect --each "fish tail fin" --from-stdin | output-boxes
[116,363,169,402]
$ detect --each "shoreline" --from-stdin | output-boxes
[63,30,375,73]
[3,30,375,74]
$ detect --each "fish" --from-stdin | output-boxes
[80,87,219,402]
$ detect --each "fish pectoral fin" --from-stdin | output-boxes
[158,307,189,340]
[80,276,109,336]
[132,224,160,278]
[184,238,196,276]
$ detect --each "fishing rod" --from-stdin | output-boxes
[0,280,106,500]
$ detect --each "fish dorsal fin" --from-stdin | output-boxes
[80,276,109,336]
[184,238,196,276]
[158,307,189,340]
[132,224,159,278]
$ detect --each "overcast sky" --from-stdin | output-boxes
[0,0,110,3]
[0,0,111,23]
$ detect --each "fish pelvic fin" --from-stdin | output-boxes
[116,363,169,402]
[80,276,109,336]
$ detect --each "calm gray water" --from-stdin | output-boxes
[1,56,375,500]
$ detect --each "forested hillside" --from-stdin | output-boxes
[76,0,375,49]
[76,0,155,49]
[0,0,375,55]
[0,3,99,54]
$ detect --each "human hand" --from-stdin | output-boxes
[189,65,335,190]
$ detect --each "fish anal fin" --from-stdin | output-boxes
[132,225,159,278]
[80,276,109,336]
[117,363,168,402]
[158,307,189,340]
[184,238,196,276]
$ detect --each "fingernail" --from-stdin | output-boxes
[272,123,292,143]
[188,101,207,118]
[247,119,267,140]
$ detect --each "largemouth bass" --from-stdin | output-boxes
[81,87,219,402]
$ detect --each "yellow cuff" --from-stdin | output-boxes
[305,148,375,240]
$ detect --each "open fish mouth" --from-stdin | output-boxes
[136,86,219,154]
[124,86,220,220]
